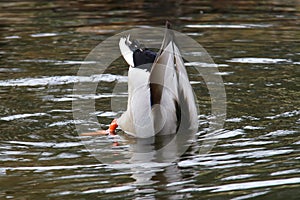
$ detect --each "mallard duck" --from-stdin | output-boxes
[82,22,198,137]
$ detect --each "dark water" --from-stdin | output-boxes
[0,1,299,199]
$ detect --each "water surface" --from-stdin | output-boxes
[0,1,299,199]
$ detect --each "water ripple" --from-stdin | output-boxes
[0,74,127,87]
[1,164,104,172]
[227,58,291,64]
[266,110,300,119]
[186,24,272,29]
[179,177,300,193]
[8,141,83,148]
[0,113,48,121]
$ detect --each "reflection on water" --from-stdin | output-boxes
[0,0,299,199]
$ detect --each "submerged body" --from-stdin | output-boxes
[117,23,198,137]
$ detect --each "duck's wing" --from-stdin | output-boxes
[173,41,198,132]
[149,22,176,106]
[149,22,198,134]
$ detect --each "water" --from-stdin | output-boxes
[0,1,299,199]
